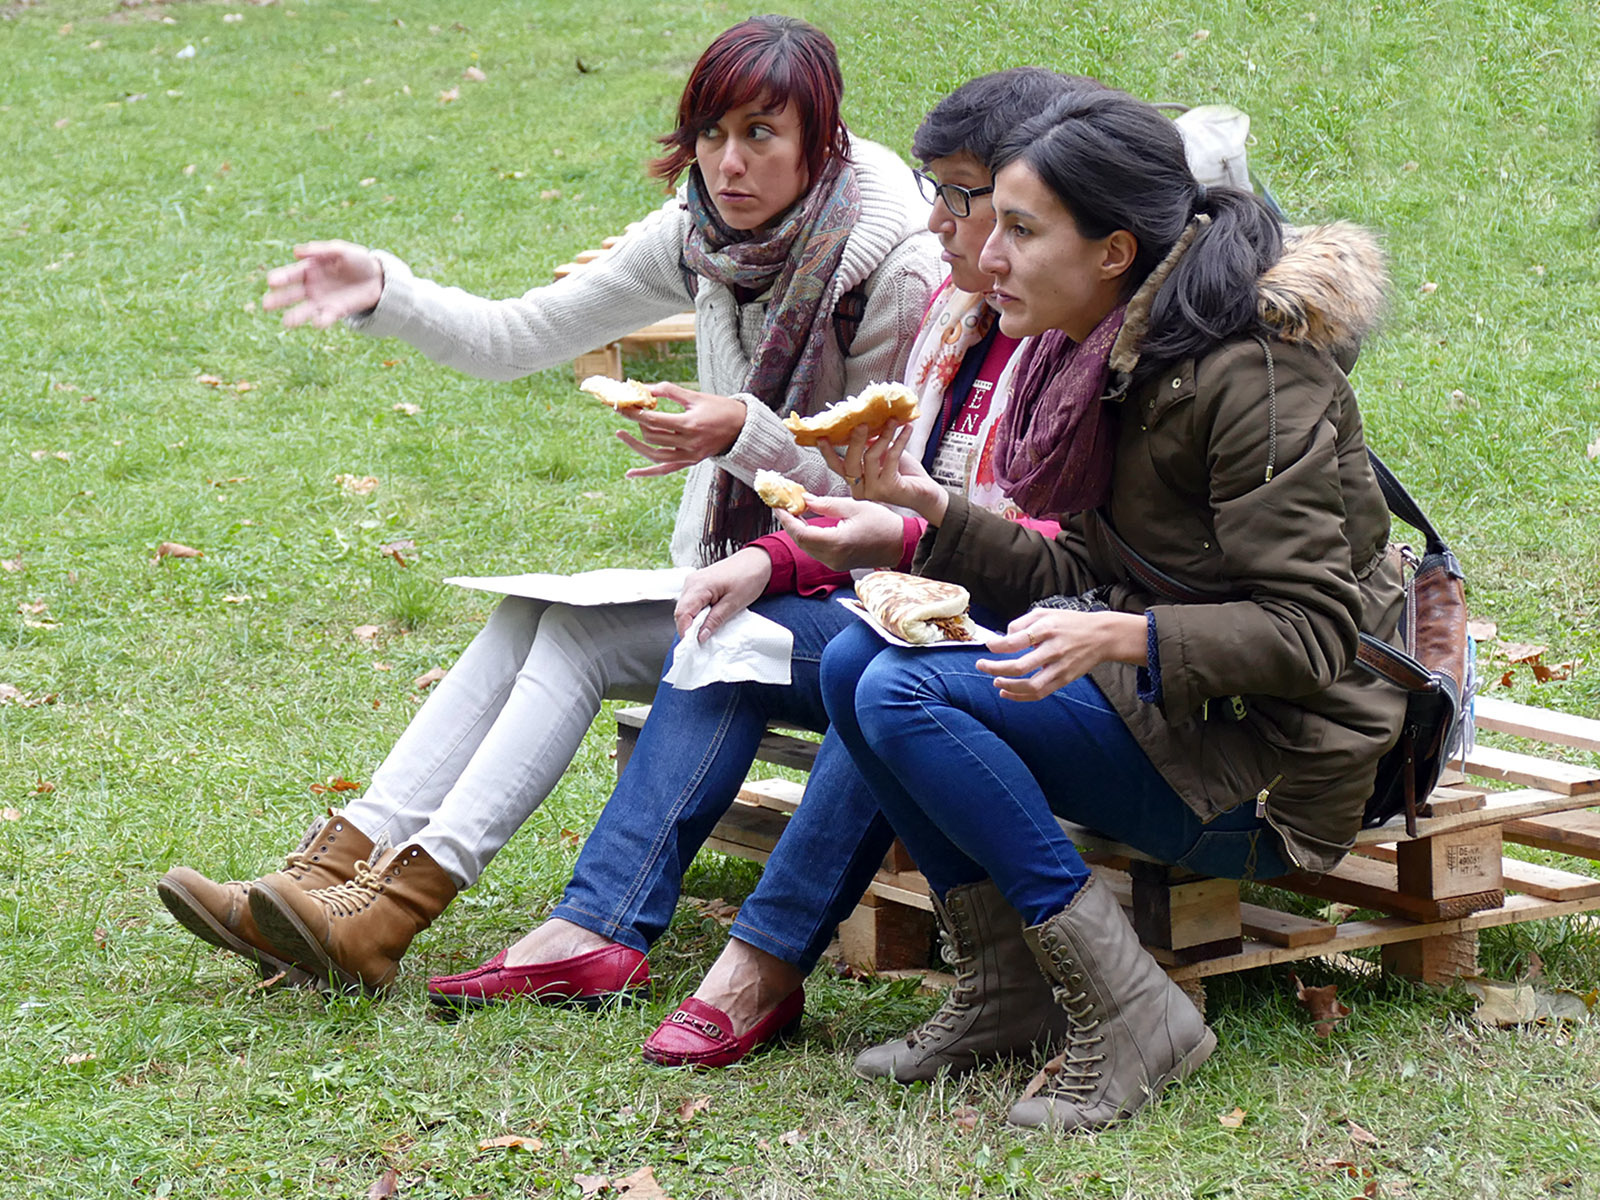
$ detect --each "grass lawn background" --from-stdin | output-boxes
[3,0,1600,1196]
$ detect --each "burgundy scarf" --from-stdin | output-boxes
[993,303,1126,519]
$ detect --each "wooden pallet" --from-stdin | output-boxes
[555,233,696,381]
[614,695,1600,983]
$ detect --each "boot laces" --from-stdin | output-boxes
[282,816,333,878]
[306,857,387,918]
[1041,946,1105,1099]
[913,920,980,1042]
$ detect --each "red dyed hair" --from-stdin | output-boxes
[650,15,850,187]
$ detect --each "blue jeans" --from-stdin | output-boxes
[552,591,894,973]
[819,623,1289,928]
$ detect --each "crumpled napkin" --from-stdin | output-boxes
[662,608,793,690]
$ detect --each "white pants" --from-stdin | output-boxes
[341,597,675,887]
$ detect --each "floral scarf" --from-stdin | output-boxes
[681,155,862,558]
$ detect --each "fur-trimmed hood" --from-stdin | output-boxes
[1109,219,1386,376]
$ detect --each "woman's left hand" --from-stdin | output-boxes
[817,421,950,523]
[978,608,1148,701]
[616,382,748,477]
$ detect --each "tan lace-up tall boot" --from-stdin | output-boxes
[157,811,374,983]
[248,844,457,994]
[854,880,1072,1082]
[1007,873,1216,1132]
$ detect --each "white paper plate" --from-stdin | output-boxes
[835,596,1000,649]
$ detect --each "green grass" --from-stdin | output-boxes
[4,0,1600,1196]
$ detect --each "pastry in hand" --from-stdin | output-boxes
[579,375,658,411]
[784,381,918,447]
[754,469,807,515]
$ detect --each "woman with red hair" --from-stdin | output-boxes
[159,15,939,996]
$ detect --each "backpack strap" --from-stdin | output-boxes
[832,286,868,357]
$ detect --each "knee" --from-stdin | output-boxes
[522,603,609,679]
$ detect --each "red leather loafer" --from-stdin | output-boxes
[641,987,804,1068]
[427,943,649,1010]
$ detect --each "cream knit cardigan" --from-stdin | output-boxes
[350,139,941,568]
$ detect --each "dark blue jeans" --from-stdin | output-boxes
[552,591,894,973]
[819,622,1289,928]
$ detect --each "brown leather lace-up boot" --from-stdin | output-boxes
[1007,873,1216,1132]
[854,879,1072,1082]
[248,844,457,994]
[157,811,374,984]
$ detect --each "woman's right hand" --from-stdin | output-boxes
[674,547,774,642]
[775,494,908,572]
[818,421,950,525]
[262,240,385,329]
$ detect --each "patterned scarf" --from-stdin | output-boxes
[681,155,862,558]
[912,281,995,409]
[993,303,1126,519]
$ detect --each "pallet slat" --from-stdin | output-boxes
[1475,695,1600,752]
[1503,809,1600,860]
[1463,744,1600,794]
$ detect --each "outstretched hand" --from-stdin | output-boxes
[616,382,749,477]
[976,608,1148,702]
[262,240,385,329]
[774,493,908,573]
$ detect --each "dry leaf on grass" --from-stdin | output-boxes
[392,402,421,415]
[1463,973,1594,1026]
[1,808,21,822]
[335,474,381,496]
[951,1106,981,1130]
[18,601,48,616]
[1495,641,1548,664]
[0,684,59,708]
[677,1095,711,1121]
[558,828,582,846]
[478,1134,542,1151]
[353,624,381,644]
[438,87,460,103]
[379,539,415,566]
[1,557,23,572]
[153,541,204,562]
[682,896,739,924]
[1290,972,1352,1036]
[310,777,362,795]
[575,1175,610,1197]
[222,594,251,604]
[1532,660,1575,683]
[1020,1049,1066,1100]
[1218,1106,1247,1128]
[777,1130,803,1148]
[367,1168,400,1199]
[414,667,447,690]
[1466,618,1497,641]
[1345,1118,1379,1146]
[463,65,487,81]
[614,1165,671,1198]
[61,1053,98,1065]
[1587,435,1600,462]
[33,779,54,795]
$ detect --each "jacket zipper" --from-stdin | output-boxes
[1251,772,1306,871]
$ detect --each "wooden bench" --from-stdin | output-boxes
[614,695,1600,988]
[555,233,696,381]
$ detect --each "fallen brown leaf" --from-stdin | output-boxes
[1020,1049,1065,1100]
[1496,668,1516,689]
[677,1095,711,1121]
[1532,660,1574,683]
[1218,1106,1247,1128]
[1291,972,1352,1036]
[379,539,415,566]
[438,87,460,103]
[61,1053,98,1065]
[222,594,252,604]
[951,1106,981,1130]
[1466,618,1497,641]
[1588,435,1600,461]
[574,1175,609,1197]
[335,473,381,496]
[1,809,21,822]
[1346,1118,1379,1146]
[33,779,54,795]
[414,667,447,690]
[154,541,204,561]
[777,1130,803,1147]
[256,969,289,990]
[93,927,109,949]
[1496,641,1548,664]
[613,1166,670,1198]
[18,600,47,616]
[0,684,59,708]
[559,828,582,846]
[196,373,226,387]
[353,624,381,643]
[392,402,421,415]
[1,557,22,572]
[367,1168,400,1199]
[478,1134,542,1151]
[463,65,487,81]
[310,777,362,795]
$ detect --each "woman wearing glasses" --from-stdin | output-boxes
[157,15,940,996]
[424,72,1095,1070]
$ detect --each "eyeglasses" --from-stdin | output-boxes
[913,169,995,218]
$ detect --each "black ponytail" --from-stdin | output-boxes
[992,90,1282,373]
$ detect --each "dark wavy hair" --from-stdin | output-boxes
[993,88,1283,370]
[650,15,849,187]
[912,67,1102,167]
